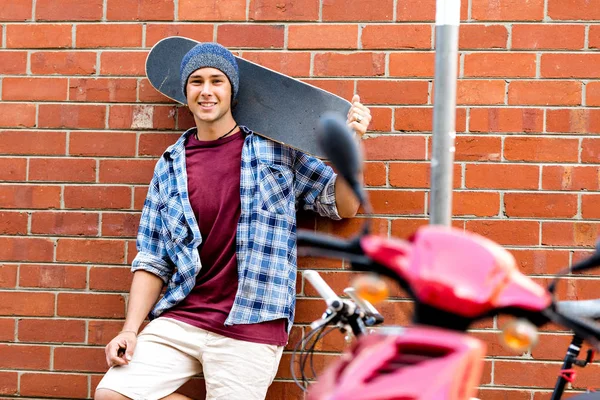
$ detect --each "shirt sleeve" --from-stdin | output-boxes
[130,164,175,283]
[293,149,341,220]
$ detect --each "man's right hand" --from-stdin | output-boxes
[105,331,137,367]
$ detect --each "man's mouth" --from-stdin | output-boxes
[199,102,217,107]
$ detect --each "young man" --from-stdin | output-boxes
[95,42,371,400]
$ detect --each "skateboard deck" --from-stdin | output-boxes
[145,36,351,159]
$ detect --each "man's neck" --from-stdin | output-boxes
[195,116,238,141]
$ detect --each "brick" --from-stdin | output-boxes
[364,162,386,186]
[0,344,50,369]
[465,220,539,246]
[459,25,508,49]
[126,239,138,263]
[241,52,311,77]
[54,346,107,372]
[217,24,284,48]
[19,264,87,289]
[396,0,468,21]
[76,24,142,48]
[178,0,245,21]
[505,193,577,218]
[0,291,54,316]
[288,25,357,50]
[133,186,149,210]
[146,24,213,47]
[64,186,131,210]
[511,249,569,275]
[29,158,96,182]
[57,293,125,318]
[582,138,600,163]
[90,266,133,292]
[101,212,140,237]
[322,0,393,21]
[542,165,600,191]
[365,107,392,132]
[469,108,543,133]
[0,212,28,235]
[249,0,319,21]
[364,135,426,161]
[464,53,536,78]
[477,388,531,400]
[39,104,106,129]
[541,54,600,78]
[455,80,505,105]
[0,0,32,21]
[88,320,122,345]
[0,185,61,209]
[0,158,26,181]
[177,107,196,130]
[466,164,539,190]
[70,131,136,157]
[542,222,599,247]
[367,189,425,214]
[314,52,385,77]
[301,79,355,100]
[452,191,500,217]
[389,52,435,77]
[361,25,431,49]
[389,162,460,189]
[6,24,71,48]
[20,372,88,398]
[109,105,177,130]
[0,372,17,395]
[508,81,582,106]
[0,265,17,288]
[531,333,578,361]
[548,0,600,20]
[31,211,98,236]
[106,0,174,21]
[394,107,467,132]
[0,103,36,128]
[512,24,584,50]
[138,133,180,156]
[31,51,96,75]
[56,238,125,264]
[505,137,579,163]
[472,0,544,21]
[98,159,155,184]
[139,79,172,103]
[69,78,137,102]
[591,25,600,49]
[0,51,28,74]
[582,194,600,219]
[2,77,68,101]
[0,318,15,341]
[587,81,600,106]
[36,0,102,20]
[357,80,428,105]
[547,109,600,134]
[100,51,148,76]
[0,130,66,155]
[18,319,86,343]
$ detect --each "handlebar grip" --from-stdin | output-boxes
[304,270,342,307]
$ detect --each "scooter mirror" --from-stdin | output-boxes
[317,112,365,206]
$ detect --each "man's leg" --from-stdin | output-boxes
[95,318,204,400]
[200,332,284,400]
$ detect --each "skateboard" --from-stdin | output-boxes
[145,36,352,159]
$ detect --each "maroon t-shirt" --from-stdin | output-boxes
[162,129,288,346]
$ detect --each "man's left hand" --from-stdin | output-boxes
[346,94,371,138]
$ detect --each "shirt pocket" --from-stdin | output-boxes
[258,163,294,215]
[159,194,188,244]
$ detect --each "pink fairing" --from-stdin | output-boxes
[360,226,551,318]
[308,326,486,400]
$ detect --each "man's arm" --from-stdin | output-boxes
[333,94,371,218]
[104,271,164,367]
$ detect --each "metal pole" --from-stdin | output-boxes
[430,0,461,226]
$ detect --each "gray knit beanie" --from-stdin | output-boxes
[179,43,239,100]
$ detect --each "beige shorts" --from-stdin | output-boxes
[96,317,284,400]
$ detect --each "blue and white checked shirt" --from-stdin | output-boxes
[132,126,340,331]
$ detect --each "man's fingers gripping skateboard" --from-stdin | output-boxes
[105,334,137,367]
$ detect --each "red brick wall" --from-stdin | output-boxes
[1,0,600,398]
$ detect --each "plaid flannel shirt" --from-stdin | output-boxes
[132,126,340,331]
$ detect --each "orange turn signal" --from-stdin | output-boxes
[500,318,539,353]
[352,274,389,305]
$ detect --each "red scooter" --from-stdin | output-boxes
[293,113,600,400]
